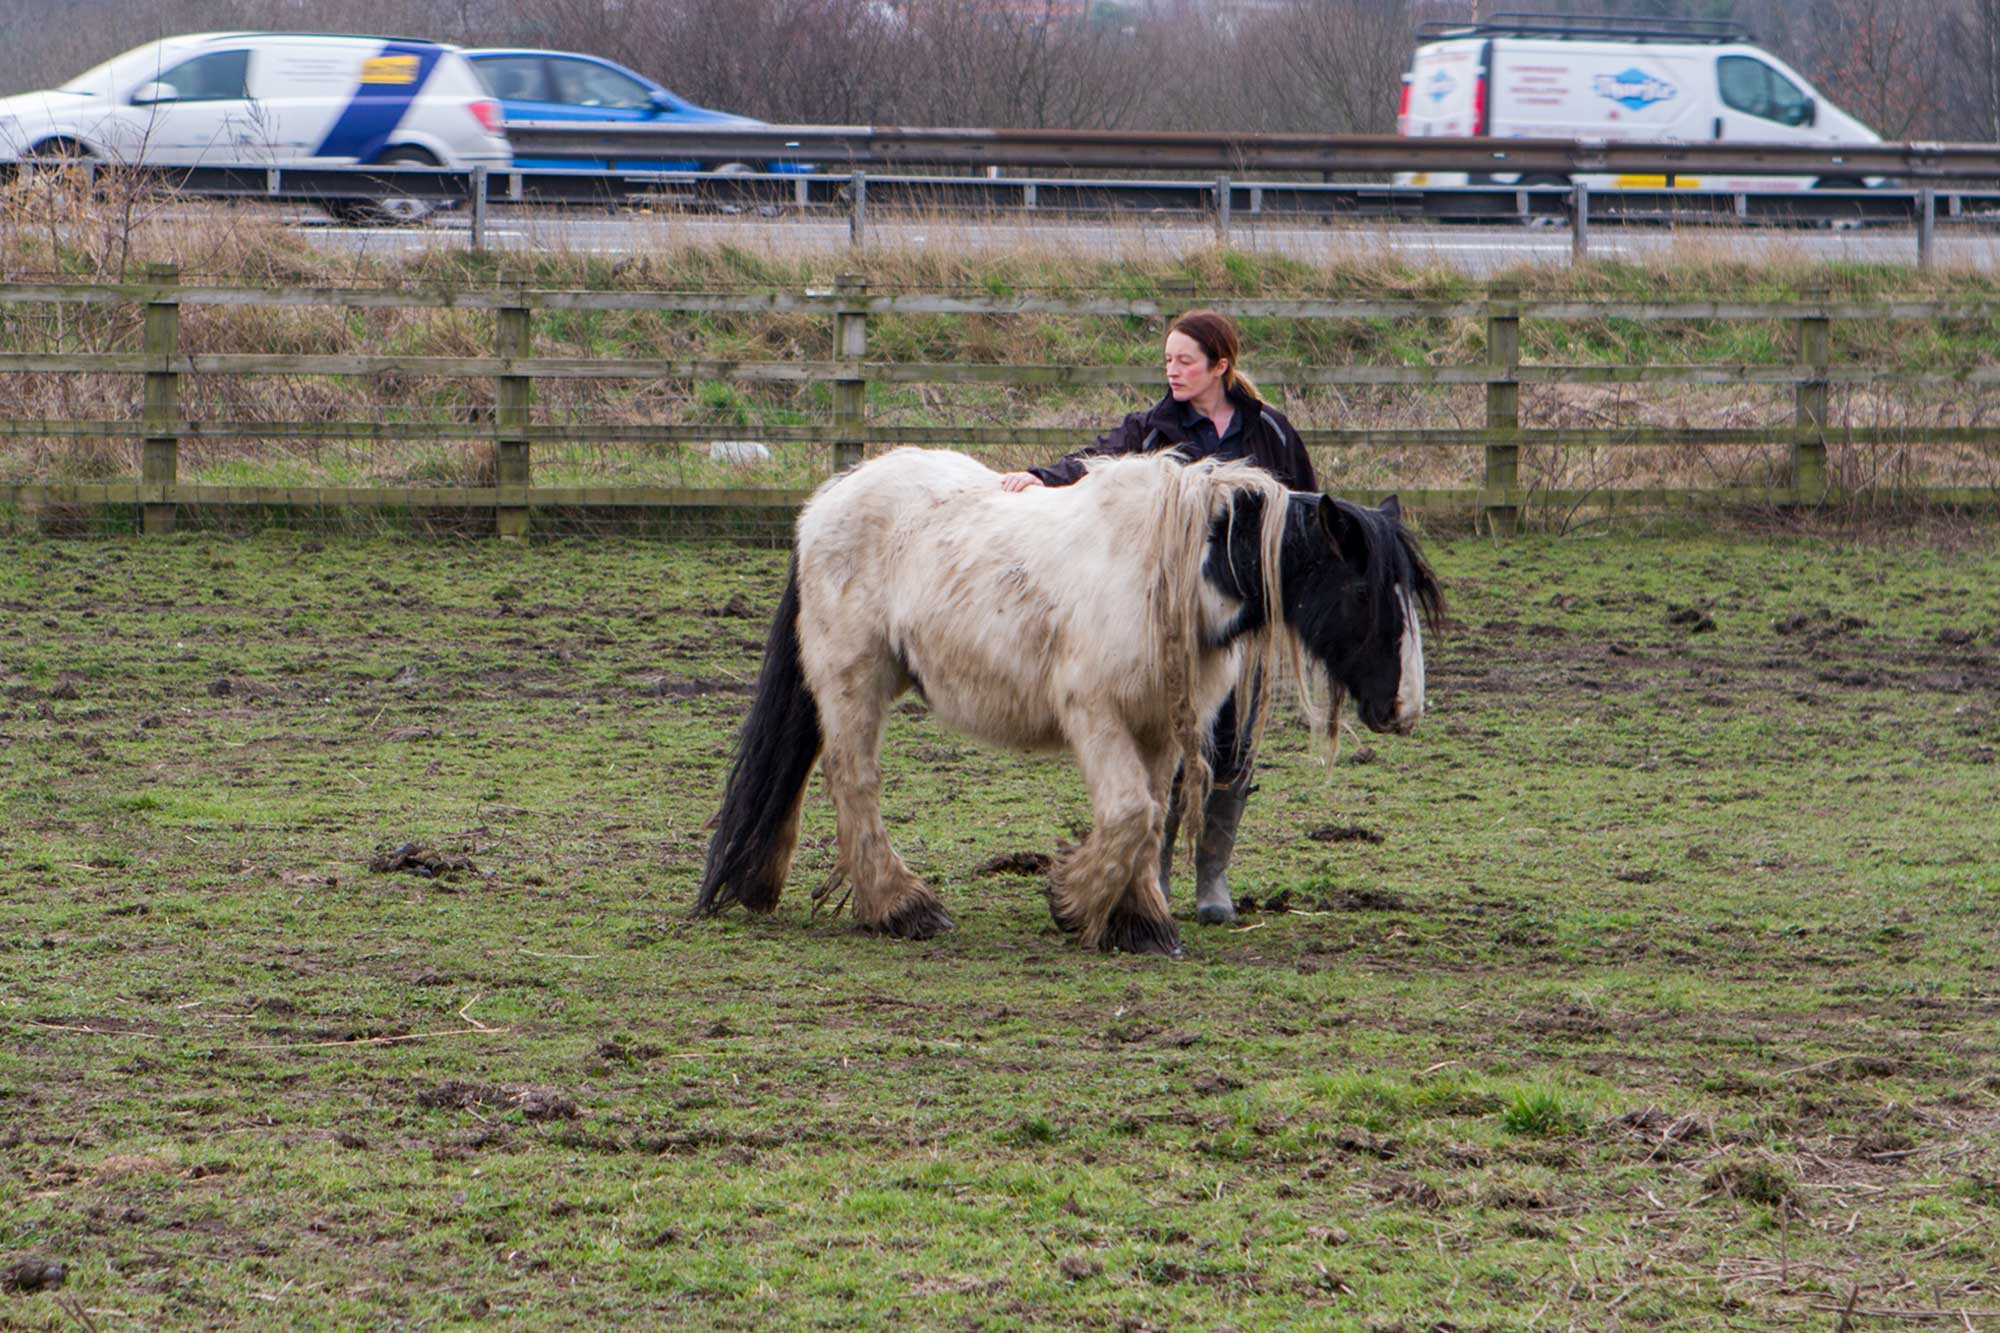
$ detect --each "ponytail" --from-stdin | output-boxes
[1225,367,1264,404]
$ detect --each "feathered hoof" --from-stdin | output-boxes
[1046,891,1084,935]
[1100,902,1183,959]
[872,898,955,940]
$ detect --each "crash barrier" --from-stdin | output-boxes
[7,124,2000,266]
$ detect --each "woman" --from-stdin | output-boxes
[1000,310,1317,926]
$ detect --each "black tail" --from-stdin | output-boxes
[694,557,824,916]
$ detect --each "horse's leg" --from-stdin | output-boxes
[816,655,954,940]
[1049,718,1181,957]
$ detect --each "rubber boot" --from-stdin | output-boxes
[1158,786,1183,902]
[1193,783,1248,926]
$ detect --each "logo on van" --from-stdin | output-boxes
[1593,68,1677,112]
[360,55,421,85]
[1426,69,1456,105]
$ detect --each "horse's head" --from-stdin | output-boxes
[1286,494,1444,736]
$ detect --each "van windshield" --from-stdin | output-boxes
[59,43,185,96]
[1717,55,1811,127]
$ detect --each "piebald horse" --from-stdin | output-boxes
[695,448,1442,957]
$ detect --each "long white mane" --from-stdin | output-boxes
[1074,453,1297,833]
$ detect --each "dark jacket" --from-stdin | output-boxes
[1027,385,1318,492]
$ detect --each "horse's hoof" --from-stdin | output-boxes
[1100,904,1182,957]
[1195,900,1236,927]
[876,899,954,940]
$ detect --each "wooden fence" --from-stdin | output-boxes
[2,264,1998,537]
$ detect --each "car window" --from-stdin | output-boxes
[474,56,550,102]
[548,59,653,110]
[1762,64,1811,127]
[1717,55,1810,127]
[151,49,249,102]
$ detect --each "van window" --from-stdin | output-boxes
[475,56,549,102]
[151,49,249,102]
[1717,55,1811,127]
[549,59,653,110]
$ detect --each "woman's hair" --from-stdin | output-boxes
[1169,309,1263,403]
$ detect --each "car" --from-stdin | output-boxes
[463,48,810,174]
[1395,12,1882,193]
[0,32,510,222]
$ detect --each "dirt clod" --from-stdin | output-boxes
[1308,825,1384,844]
[368,842,481,880]
[0,1259,66,1294]
[415,1081,578,1121]
[976,851,1054,876]
[1057,1253,1103,1281]
[1667,607,1716,633]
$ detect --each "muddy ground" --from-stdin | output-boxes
[1,527,1997,1330]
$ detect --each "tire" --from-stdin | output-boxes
[1519,173,1571,227]
[29,137,94,160]
[324,147,443,226]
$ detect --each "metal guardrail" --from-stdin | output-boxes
[499,124,2000,181]
[9,126,2000,267]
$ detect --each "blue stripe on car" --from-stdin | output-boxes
[313,41,443,161]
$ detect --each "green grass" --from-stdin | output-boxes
[0,528,1996,1328]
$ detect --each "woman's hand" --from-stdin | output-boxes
[999,472,1045,492]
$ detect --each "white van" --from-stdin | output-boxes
[1394,13,1881,193]
[0,33,510,219]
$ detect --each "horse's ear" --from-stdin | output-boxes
[1379,493,1402,524]
[1317,495,1368,568]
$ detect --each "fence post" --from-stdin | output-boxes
[470,164,488,253]
[1793,290,1830,502]
[1918,187,1936,271]
[494,286,532,539]
[141,262,180,535]
[1482,280,1522,536]
[849,171,867,250]
[832,273,869,474]
[1571,181,1590,266]
[1215,173,1232,245]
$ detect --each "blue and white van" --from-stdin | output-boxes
[0,32,511,219]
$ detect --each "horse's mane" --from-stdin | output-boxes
[1078,453,1293,840]
[1332,498,1447,640]
[1312,498,1446,760]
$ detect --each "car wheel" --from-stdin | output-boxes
[29,137,94,160]
[324,147,444,226]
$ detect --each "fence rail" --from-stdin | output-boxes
[3,268,1997,535]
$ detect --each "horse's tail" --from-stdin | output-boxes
[694,556,823,917]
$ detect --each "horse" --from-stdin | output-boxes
[693,447,1443,957]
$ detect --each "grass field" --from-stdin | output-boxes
[2,523,1997,1331]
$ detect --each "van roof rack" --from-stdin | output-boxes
[1417,12,1750,45]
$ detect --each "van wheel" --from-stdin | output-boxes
[1812,177,1869,230]
[1520,174,1570,227]
[324,147,444,226]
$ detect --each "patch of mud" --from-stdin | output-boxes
[367,842,483,881]
[0,1259,66,1293]
[976,851,1053,877]
[1307,825,1383,845]
[413,1081,578,1121]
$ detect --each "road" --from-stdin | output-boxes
[287,210,2000,274]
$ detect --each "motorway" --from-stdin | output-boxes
[288,210,2000,274]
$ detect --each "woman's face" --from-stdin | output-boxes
[1164,329,1227,403]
